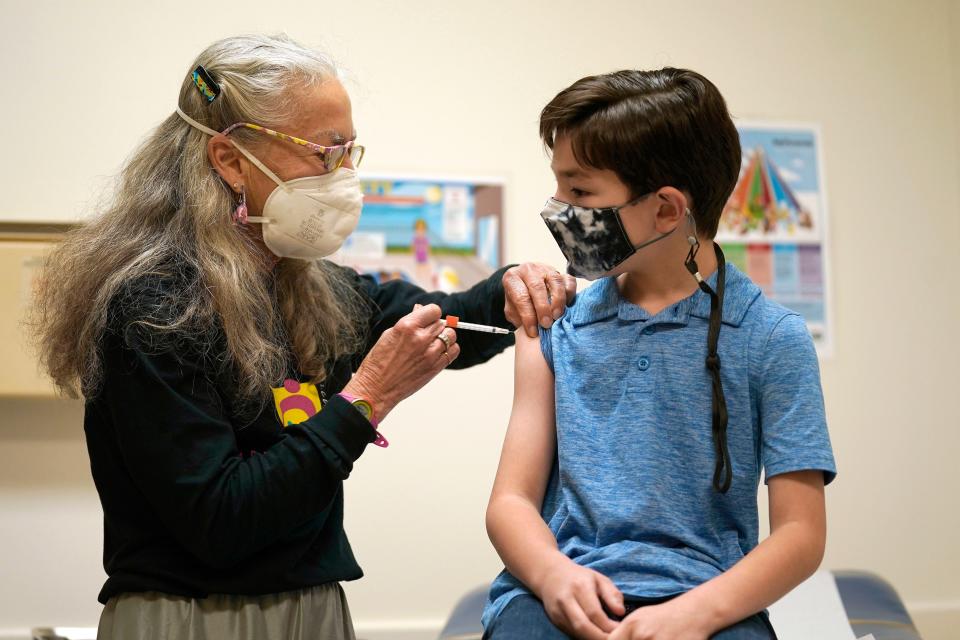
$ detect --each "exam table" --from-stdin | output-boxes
[437,570,923,640]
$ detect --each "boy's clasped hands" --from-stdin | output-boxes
[538,558,712,640]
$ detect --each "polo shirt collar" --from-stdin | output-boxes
[569,263,760,328]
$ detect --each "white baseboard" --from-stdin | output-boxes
[0,621,449,640]
[351,618,446,640]
[907,600,960,640]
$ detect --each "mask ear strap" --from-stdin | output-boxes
[176,106,218,136]
[229,140,287,192]
[683,210,708,285]
[683,211,731,493]
[175,106,289,194]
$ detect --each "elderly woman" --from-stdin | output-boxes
[32,34,572,640]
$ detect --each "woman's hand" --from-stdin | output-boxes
[607,599,710,640]
[343,303,458,421]
[503,263,577,338]
[535,557,624,640]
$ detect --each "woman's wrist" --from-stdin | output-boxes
[342,375,391,422]
[337,392,379,426]
[340,379,392,448]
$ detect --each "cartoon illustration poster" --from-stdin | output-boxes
[332,174,504,293]
[716,123,833,355]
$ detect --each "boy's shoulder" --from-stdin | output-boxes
[718,264,805,337]
[557,265,795,328]
[736,274,811,344]
[550,265,812,349]
[561,276,621,327]
[732,269,819,386]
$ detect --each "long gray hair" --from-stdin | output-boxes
[32,34,365,403]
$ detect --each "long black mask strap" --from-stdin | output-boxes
[685,241,731,493]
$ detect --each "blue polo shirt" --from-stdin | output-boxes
[482,263,836,629]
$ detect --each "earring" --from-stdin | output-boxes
[232,185,248,225]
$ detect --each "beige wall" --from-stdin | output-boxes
[955,0,960,194]
[2,1,959,638]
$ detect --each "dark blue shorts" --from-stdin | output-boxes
[484,593,777,640]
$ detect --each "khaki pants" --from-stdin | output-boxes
[97,583,354,640]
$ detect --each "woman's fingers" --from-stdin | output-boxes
[430,328,459,368]
[502,263,574,338]
[544,269,568,321]
[502,268,538,338]
[430,327,458,351]
[348,303,458,418]
[407,302,442,328]
[439,342,461,368]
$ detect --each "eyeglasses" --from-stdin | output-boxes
[221,122,365,172]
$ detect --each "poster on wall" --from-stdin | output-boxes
[716,122,833,355]
[332,174,504,293]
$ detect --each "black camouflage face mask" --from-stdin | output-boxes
[539,195,674,280]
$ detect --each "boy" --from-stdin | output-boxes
[483,69,836,640]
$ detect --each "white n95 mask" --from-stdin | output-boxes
[233,145,363,260]
[242,164,362,260]
[176,107,363,260]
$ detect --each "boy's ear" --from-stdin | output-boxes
[654,187,689,232]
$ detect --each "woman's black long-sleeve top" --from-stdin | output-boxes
[84,262,514,604]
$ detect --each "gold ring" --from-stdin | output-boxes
[435,332,452,350]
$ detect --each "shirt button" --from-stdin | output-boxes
[638,356,651,371]
[642,326,656,336]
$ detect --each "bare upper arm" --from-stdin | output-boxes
[489,330,557,509]
[768,470,827,535]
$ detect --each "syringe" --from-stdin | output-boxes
[443,315,511,335]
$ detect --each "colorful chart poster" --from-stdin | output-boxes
[716,123,832,354]
[332,174,504,293]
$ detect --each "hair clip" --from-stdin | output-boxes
[191,65,220,103]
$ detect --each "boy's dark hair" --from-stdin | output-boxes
[540,68,741,239]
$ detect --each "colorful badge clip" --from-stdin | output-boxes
[191,65,220,103]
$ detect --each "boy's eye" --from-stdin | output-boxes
[570,188,589,198]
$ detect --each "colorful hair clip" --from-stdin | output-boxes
[191,65,220,103]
